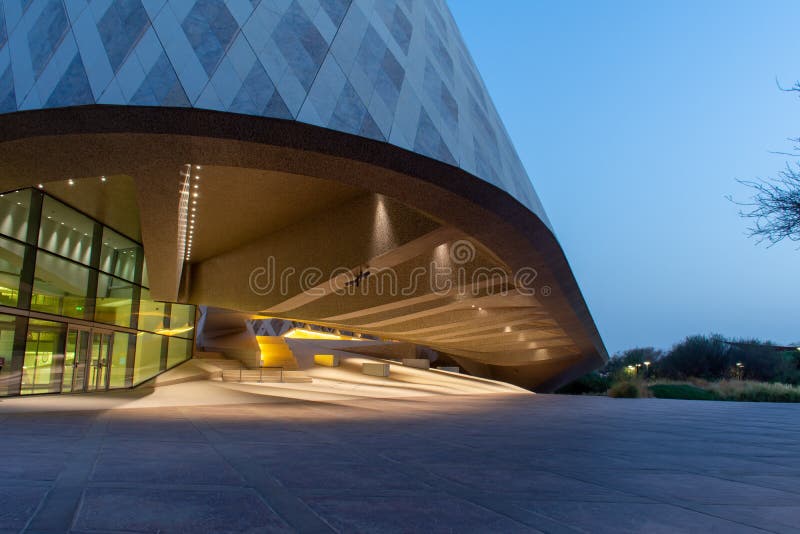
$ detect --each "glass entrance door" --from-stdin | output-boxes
[62,326,112,393]
[87,331,112,392]
[63,327,90,393]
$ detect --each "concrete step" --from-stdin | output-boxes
[194,351,225,359]
[222,369,283,383]
[200,359,245,370]
[283,370,313,383]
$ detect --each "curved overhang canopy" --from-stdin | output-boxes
[0,106,606,390]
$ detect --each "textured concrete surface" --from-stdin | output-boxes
[1,390,798,533]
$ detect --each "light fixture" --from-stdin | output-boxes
[68,179,74,186]
[37,183,44,189]
[100,176,107,182]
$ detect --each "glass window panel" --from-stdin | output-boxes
[109,332,130,389]
[21,319,66,395]
[0,313,19,397]
[136,289,166,332]
[133,332,164,384]
[169,303,195,338]
[95,274,134,327]
[0,189,32,242]
[31,252,90,319]
[167,337,192,368]
[0,236,26,308]
[99,228,141,282]
[38,196,94,265]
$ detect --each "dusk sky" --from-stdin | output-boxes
[450,1,800,354]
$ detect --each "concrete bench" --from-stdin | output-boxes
[402,358,430,370]
[314,354,340,367]
[362,362,390,377]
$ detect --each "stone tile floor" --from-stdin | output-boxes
[1,388,799,533]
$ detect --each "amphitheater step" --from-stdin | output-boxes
[194,351,225,359]
[200,359,245,371]
[222,369,284,383]
[283,370,313,383]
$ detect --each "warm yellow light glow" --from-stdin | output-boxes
[154,325,194,336]
[314,354,339,367]
[257,336,298,367]
[283,327,364,341]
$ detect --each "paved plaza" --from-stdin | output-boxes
[1,383,799,533]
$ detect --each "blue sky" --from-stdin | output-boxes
[449,0,800,354]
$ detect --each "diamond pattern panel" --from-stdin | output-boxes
[0,0,551,227]
[97,0,149,73]
[28,0,68,77]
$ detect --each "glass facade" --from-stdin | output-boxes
[0,188,195,397]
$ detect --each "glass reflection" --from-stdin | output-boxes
[0,314,19,396]
[0,236,26,307]
[38,196,94,265]
[95,274,134,327]
[0,189,32,242]
[100,228,141,282]
[22,319,66,394]
[31,252,90,319]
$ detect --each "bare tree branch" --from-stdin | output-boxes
[733,163,800,245]
[732,79,800,246]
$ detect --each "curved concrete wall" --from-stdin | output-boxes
[0,0,550,227]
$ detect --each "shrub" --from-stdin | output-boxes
[711,380,800,402]
[608,380,650,398]
[555,372,610,395]
[656,335,730,380]
[649,382,719,401]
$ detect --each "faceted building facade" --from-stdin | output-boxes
[0,0,607,392]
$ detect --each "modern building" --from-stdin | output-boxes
[0,0,606,394]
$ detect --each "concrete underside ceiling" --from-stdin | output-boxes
[0,107,607,391]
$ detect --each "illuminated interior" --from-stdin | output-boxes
[0,185,195,396]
